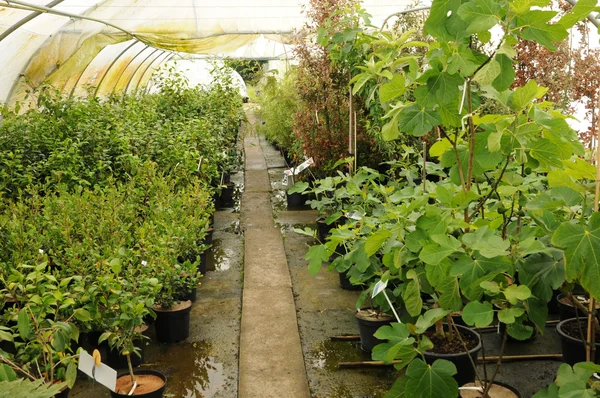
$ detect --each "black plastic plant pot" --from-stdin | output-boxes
[556,293,595,321]
[316,218,334,242]
[110,370,167,398]
[54,386,70,398]
[339,270,363,291]
[198,252,208,275]
[217,183,235,209]
[424,324,482,388]
[459,380,522,398]
[557,317,600,365]
[355,310,394,352]
[203,228,214,245]
[286,191,308,210]
[154,300,192,344]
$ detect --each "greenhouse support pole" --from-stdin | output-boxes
[589,90,600,362]
[136,52,172,93]
[0,0,64,42]
[93,41,139,97]
[124,48,162,94]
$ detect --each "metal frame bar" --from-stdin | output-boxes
[124,48,161,94]
[132,50,168,93]
[110,44,149,96]
[0,0,64,42]
[93,40,141,97]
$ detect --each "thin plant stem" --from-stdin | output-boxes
[482,327,508,397]
[449,319,483,385]
[127,353,136,385]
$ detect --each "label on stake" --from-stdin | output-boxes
[79,350,117,392]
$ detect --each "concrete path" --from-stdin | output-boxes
[238,111,311,398]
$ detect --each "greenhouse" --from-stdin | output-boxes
[1,0,600,397]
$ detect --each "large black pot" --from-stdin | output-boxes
[557,317,600,365]
[54,386,70,398]
[110,370,167,398]
[557,293,595,321]
[424,324,482,388]
[154,300,192,343]
[316,218,335,242]
[199,252,208,275]
[217,183,235,209]
[355,310,393,352]
[286,191,309,210]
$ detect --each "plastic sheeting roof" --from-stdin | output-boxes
[0,0,420,106]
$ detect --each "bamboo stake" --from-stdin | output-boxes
[337,354,563,369]
[589,90,600,362]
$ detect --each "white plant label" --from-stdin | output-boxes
[78,350,117,392]
[371,279,402,324]
[282,172,289,186]
[372,280,388,299]
[284,157,315,179]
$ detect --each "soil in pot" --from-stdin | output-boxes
[557,293,600,321]
[557,317,600,365]
[424,324,482,387]
[460,381,521,398]
[111,370,166,397]
[355,310,394,352]
[154,300,192,344]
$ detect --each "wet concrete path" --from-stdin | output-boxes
[238,110,311,397]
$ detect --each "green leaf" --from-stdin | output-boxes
[66,361,77,389]
[559,0,599,28]
[17,308,31,340]
[552,213,600,298]
[438,277,462,311]
[403,280,423,317]
[366,230,392,257]
[289,181,310,194]
[382,118,400,141]
[503,284,532,305]
[426,72,464,105]
[380,75,406,103]
[510,80,547,110]
[374,322,414,344]
[518,251,565,303]
[397,104,442,137]
[457,0,502,33]
[492,54,516,91]
[404,358,458,398]
[0,364,16,381]
[305,245,330,275]
[462,301,494,327]
[109,258,121,274]
[415,308,450,334]
[52,331,66,352]
[419,234,461,265]
[497,307,525,324]
[385,376,409,398]
[529,138,562,169]
[516,10,569,50]
[473,59,501,86]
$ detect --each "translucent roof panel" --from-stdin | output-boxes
[0,0,421,106]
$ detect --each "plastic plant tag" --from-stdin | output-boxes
[371,279,402,323]
[79,350,117,392]
[372,279,388,299]
[347,211,363,221]
[282,172,289,186]
[294,157,314,174]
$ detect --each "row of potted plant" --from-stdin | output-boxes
[294,0,600,396]
[0,66,244,396]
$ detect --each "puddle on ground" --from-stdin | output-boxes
[307,340,371,372]
[206,239,234,272]
[146,341,226,398]
[223,220,242,235]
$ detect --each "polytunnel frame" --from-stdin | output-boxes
[1,0,598,105]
